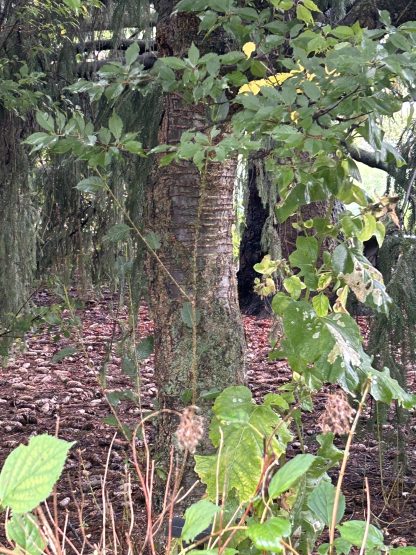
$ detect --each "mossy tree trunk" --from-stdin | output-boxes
[147,0,245,491]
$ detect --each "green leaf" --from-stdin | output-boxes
[123,140,144,155]
[374,222,385,247]
[303,80,320,101]
[357,213,377,242]
[303,0,320,11]
[24,132,55,152]
[188,42,200,65]
[289,236,319,288]
[254,255,278,276]
[338,520,384,550]
[6,513,47,555]
[136,336,154,359]
[312,293,330,317]
[103,223,131,243]
[246,517,291,551]
[144,231,161,250]
[272,292,291,316]
[162,57,188,70]
[195,386,291,502]
[283,275,306,300]
[36,111,55,132]
[62,0,81,9]
[181,302,201,328]
[108,112,123,141]
[296,4,314,24]
[268,454,316,498]
[390,549,416,554]
[369,368,416,409]
[0,435,74,513]
[125,42,140,66]
[76,176,107,194]
[332,244,354,275]
[52,346,77,363]
[307,480,345,526]
[181,499,219,542]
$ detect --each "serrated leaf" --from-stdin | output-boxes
[195,386,291,502]
[6,513,47,555]
[0,435,74,513]
[52,346,77,362]
[108,112,123,141]
[123,140,144,155]
[181,499,219,542]
[103,223,131,243]
[144,231,161,250]
[162,57,188,70]
[76,176,106,194]
[269,454,316,498]
[307,480,345,526]
[247,517,291,551]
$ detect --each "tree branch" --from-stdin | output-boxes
[348,144,390,173]
[77,52,157,77]
[76,39,155,54]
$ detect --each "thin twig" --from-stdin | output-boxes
[329,380,371,553]
[359,477,371,555]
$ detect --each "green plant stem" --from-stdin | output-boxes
[104,181,191,302]
[359,477,371,555]
[329,380,371,554]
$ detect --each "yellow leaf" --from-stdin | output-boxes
[242,42,256,59]
[290,111,299,123]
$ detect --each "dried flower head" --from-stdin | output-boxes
[318,391,355,435]
[175,406,204,454]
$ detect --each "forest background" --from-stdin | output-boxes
[1,0,416,553]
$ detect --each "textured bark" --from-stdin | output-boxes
[0,109,35,328]
[147,0,245,500]
[342,0,416,27]
[148,93,245,412]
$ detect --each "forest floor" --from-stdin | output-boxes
[1,289,416,553]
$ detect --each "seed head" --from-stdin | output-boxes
[175,406,204,454]
[318,391,355,435]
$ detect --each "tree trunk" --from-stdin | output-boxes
[0,109,35,337]
[341,0,416,27]
[147,0,245,496]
